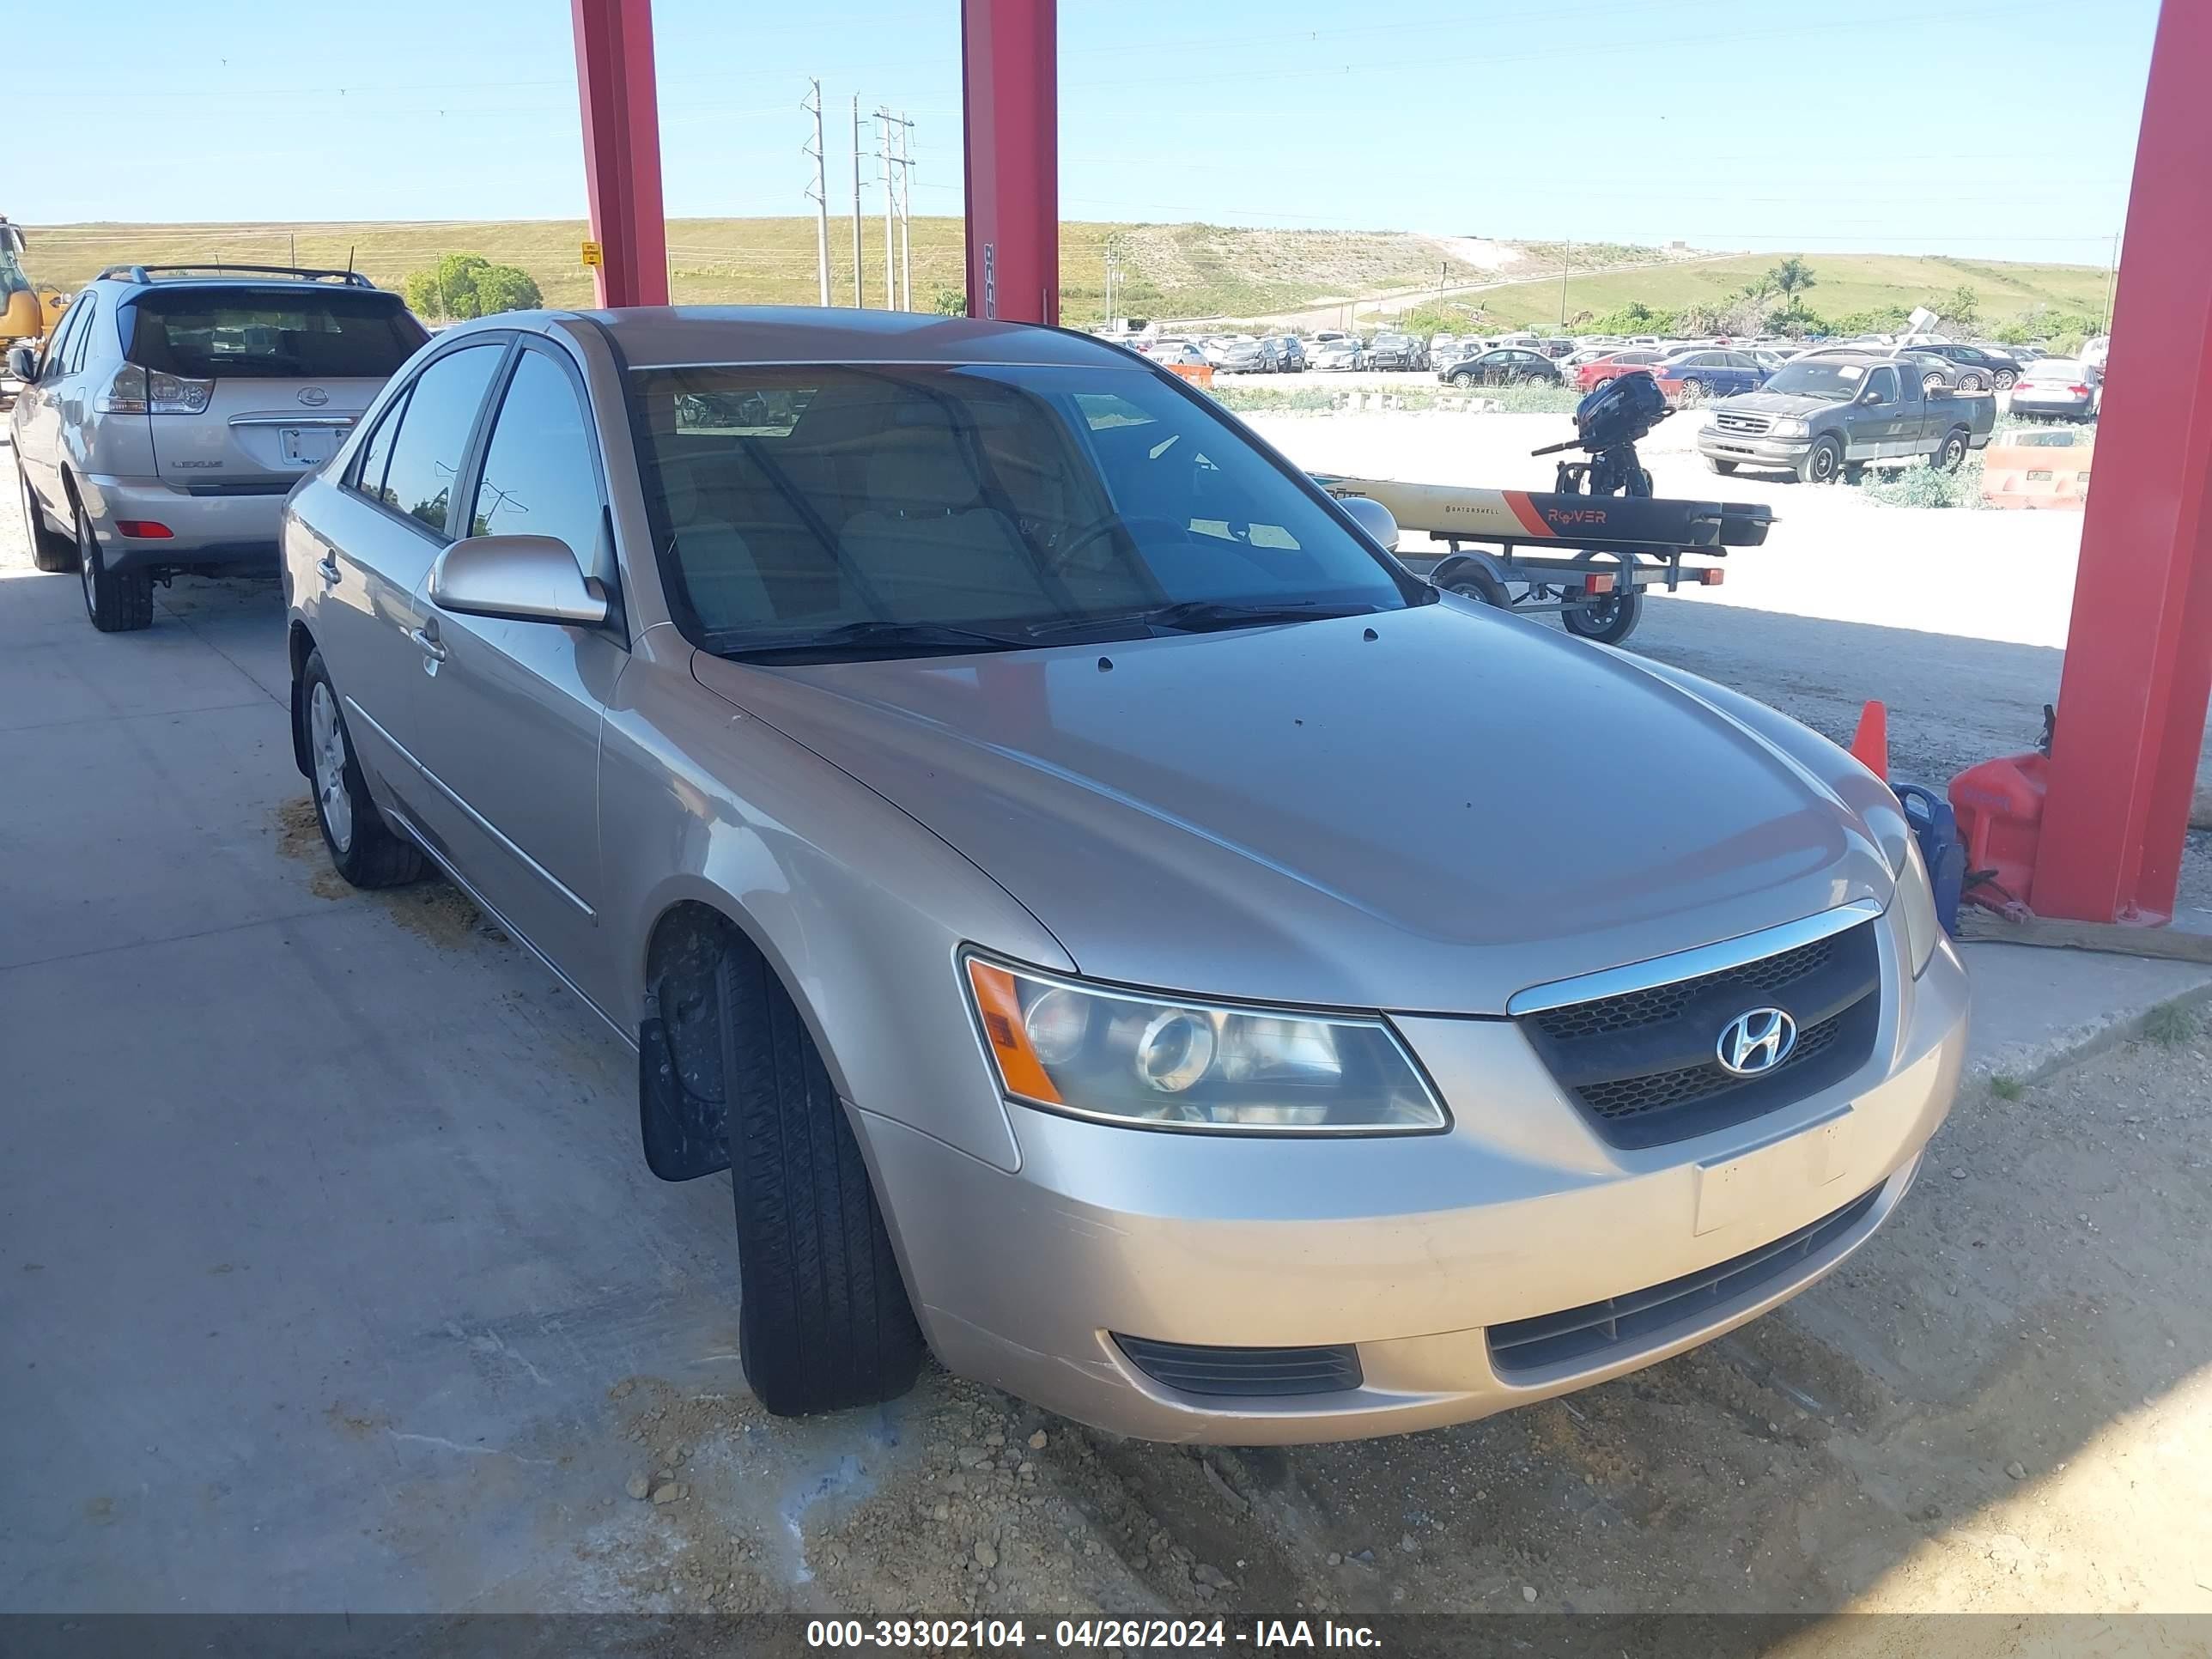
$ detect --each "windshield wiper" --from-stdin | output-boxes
[1021,599,1381,641]
[707,619,1034,662]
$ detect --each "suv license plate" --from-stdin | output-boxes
[281,428,336,466]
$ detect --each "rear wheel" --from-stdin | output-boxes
[76,499,153,632]
[19,471,77,574]
[1958,372,1986,392]
[301,648,423,888]
[1677,377,1707,406]
[1923,371,1947,395]
[1936,428,1970,472]
[1993,368,2017,390]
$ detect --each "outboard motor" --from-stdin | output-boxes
[1533,373,1673,497]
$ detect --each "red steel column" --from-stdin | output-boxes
[2033,0,2212,923]
[961,0,1058,325]
[571,0,669,308]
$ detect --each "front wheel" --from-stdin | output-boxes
[1799,435,1844,485]
[706,935,928,1416]
[1448,370,1474,387]
[76,501,153,632]
[1936,428,1970,472]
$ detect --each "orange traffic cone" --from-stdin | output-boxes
[1850,700,1889,780]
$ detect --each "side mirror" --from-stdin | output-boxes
[428,534,609,626]
[5,344,38,382]
[1337,494,1401,552]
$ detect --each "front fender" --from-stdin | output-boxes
[598,640,1075,1175]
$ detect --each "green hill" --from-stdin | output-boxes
[24,219,2105,335]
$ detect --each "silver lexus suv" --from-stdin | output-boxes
[281,306,1967,1443]
[9,264,427,630]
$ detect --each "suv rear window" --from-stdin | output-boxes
[125,288,428,380]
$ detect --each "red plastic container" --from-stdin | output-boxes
[1948,752,2048,913]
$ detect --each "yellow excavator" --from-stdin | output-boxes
[2,217,70,374]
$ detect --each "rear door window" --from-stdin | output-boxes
[125,288,428,380]
[371,343,505,535]
[63,295,100,373]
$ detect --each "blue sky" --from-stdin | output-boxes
[17,0,2157,264]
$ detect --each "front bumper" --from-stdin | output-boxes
[1698,432,1814,468]
[860,927,1967,1444]
[76,475,288,566]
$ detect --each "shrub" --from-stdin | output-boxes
[1857,455,1986,509]
[402,253,544,321]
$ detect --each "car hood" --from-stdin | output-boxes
[1713,389,1849,418]
[689,602,1895,1014]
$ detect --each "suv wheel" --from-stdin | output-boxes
[677,925,927,1415]
[302,648,423,887]
[18,472,78,574]
[76,501,154,632]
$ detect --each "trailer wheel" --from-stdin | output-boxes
[1563,587,1643,645]
[1437,561,1511,610]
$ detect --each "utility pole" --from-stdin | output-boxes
[896,110,914,313]
[1104,241,1121,330]
[1559,243,1571,327]
[803,79,830,307]
[850,95,865,307]
[2100,228,2120,334]
[877,106,897,310]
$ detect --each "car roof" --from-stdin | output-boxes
[550,305,1132,369]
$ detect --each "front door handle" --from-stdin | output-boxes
[316,554,340,586]
[409,624,447,664]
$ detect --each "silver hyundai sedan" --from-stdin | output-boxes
[281,307,1967,1444]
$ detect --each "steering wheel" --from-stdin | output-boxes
[1039,514,1196,580]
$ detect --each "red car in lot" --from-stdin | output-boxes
[1573,349,1666,392]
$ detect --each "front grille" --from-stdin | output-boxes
[1713,410,1773,434]
[1519,919,1882,1148]
[1114,1335,1363,1398]
[1576,1011,1844,1119]
[1486,1184,1882,1376]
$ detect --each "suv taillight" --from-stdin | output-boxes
[96,362,213,415]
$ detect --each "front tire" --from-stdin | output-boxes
[76,500,153,632]
[710,938,928,1416]
[301,648,423,888]
[19,472,77,574]
[1799,435,1844,485]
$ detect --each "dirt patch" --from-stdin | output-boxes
[272,796,503,945]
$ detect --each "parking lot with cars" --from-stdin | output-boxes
[7,311,2209,1619]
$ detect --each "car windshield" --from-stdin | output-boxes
[125,287,427,380]
[1761,362,1872,402]
[628,362,1419,661]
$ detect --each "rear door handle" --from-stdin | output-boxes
[409,625,447,664]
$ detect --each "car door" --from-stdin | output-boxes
[1844,366,1908,459]
[401,341,624,1013]
[19,293,94,507]
[313,337,508,811]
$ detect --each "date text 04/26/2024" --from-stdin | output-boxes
[804,1619,1383,1650]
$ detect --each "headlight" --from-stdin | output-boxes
[1767,416,1809,438]
[1897,836,1941,979]
[963,957,1447,1134]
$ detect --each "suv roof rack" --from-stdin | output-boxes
[94,263,379,289]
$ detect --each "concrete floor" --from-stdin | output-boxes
[3,438,2208,1614]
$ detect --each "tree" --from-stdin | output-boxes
[1766,257,1817,300]
[403,252,543,320]
[1942,284,1980,328]
[929,285,968,317]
